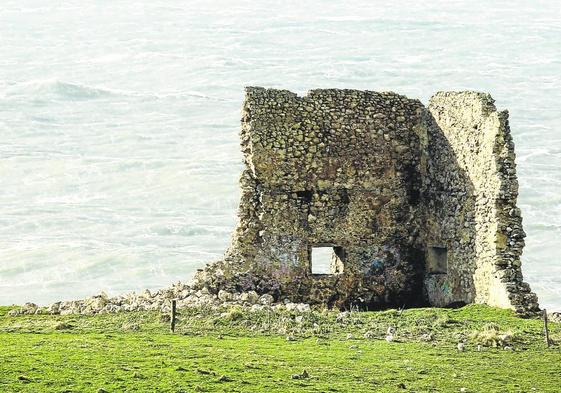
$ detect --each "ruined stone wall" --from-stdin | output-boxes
[197,87,428,309]
[194,87,539,314]
[424,92,539,315]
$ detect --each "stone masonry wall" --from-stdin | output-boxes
[424,92,539,315]
[194,87,539,315]
[196,87,427,309]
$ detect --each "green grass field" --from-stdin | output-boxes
[1,304,559,392]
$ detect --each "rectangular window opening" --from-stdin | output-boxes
[310,246,345,275]
[427,246,448,274]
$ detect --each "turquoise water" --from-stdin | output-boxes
[1,1,560,309]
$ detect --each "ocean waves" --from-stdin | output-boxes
[1,0,560,309]
[2,79,231,103]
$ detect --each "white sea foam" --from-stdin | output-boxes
[0,0,560,309]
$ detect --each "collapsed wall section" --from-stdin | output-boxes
[425,92,539,315]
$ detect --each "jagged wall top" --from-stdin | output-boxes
[243,87,425,190]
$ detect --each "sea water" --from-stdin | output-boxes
[1,0,560,310]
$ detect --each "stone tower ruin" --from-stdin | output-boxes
[194,87,539,315]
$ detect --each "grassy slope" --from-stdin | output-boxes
[0,305,559,393]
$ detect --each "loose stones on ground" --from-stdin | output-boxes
[8,282,313,316]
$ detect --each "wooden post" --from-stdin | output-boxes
[543,309,550,348]
[170,299,177,333]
